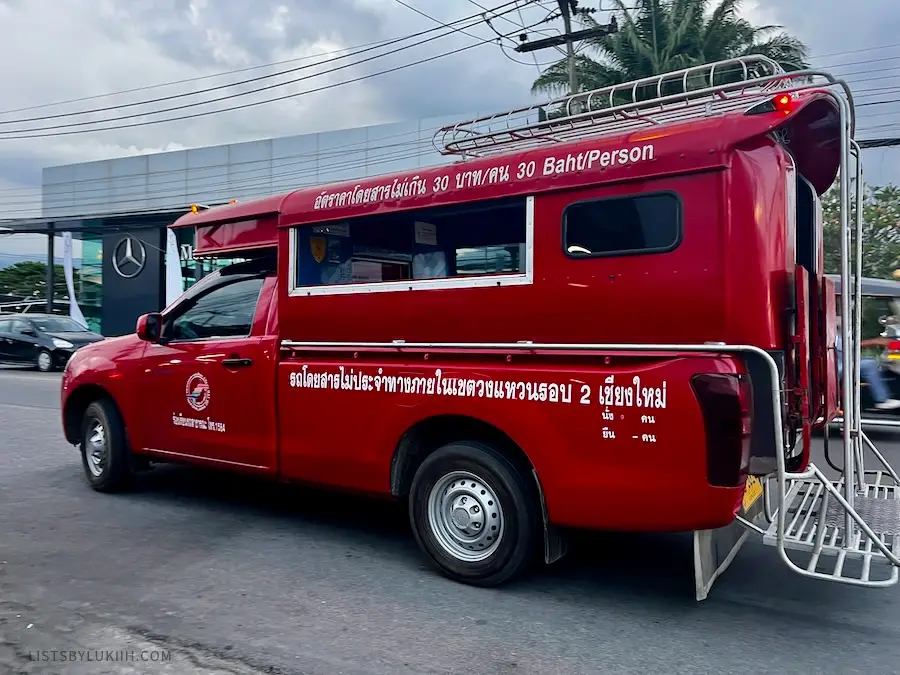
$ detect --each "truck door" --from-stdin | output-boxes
[7,319,40,364]
[139,273,278,471]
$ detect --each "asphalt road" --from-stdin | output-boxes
[2,367,900,675]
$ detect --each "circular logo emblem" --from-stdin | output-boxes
[111,236,147,279]
[185,373,211,412]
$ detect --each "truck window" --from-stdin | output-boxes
[169,277,265,341]
[563,192,681,258]
[291,196,528,291]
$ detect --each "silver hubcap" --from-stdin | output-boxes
[427,470,505,562]
[86,421,107,477]
[38,352,51,371]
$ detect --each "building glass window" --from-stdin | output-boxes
[78,235,103,333]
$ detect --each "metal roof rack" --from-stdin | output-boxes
[433,55,855,158]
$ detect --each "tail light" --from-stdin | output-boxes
[690,373,752,488]
[888,340,900,352]
[745,93,794,116]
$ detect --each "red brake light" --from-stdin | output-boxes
[745,93,794,116]
[888,340,900,351]
[690,373,751,488]
[773,94,792,112]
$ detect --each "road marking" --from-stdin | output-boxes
[0,374,62,383]
[0,402,58,411]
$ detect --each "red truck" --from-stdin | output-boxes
[60,56,900,600]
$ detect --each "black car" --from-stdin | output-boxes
[0,314,105,372]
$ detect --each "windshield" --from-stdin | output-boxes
[30,317,89,333]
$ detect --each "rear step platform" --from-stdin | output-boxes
[762,470,900,585]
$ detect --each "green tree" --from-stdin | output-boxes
[822,183,900,339]
[822,184,900,280]
[531,0,809,98]
[0,261,80,300]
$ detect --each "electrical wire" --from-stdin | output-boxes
[0,1,528,123]
[0,123,448,194]
[0,3,528,135]
[814,42,900,60]
[856,97,900,108]
[0,140,439,210]
[0,104,894,216]
[0,76,896,207]
[0,39,433,118]
[391,0,484,42]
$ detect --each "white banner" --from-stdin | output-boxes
[164,228,184,308]
[62,232,88,329]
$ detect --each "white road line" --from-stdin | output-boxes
[0,402,57,411]
[0,374,62,383]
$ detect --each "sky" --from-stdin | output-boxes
[1,0,899,260]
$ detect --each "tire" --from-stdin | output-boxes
[79,398,132,492]
[36,349,54,372]
[409,441,540,587]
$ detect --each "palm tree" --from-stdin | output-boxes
[531,0,809,99]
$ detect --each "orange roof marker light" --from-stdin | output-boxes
[189,200,236,214]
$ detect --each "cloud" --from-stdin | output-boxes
[0,0,897,232]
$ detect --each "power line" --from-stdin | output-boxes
[857,97,900,108]
[0,39,417,117]
[0,2,525,133]
[0,77,894,201]
[0,123,450,195]
[466,0,527,29]
[0,2,526,120]
[814,42,900,60]
[857,138,900,149]
[3,102,894,213]
[391,0,484,41]
[3,104,898,210]
[0,145,437,215]
[818,54,900,71]
[0,15,547,141]
[0,136,441,208]
[0,148,439,217]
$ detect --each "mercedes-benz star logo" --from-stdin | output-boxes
[112,236,147,279]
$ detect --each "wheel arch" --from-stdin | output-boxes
[389,414,567,565]
[63,383,122,445]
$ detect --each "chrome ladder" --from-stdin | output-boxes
[755,132,900,587]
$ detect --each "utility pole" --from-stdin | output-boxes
[515,0,618,96]
[559,1,578,95]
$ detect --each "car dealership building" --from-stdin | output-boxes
[0,111,475,336]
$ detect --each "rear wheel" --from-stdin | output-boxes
[409,441,540,587]
[79,399,132,492]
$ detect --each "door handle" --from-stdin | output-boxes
[222,357,253,368]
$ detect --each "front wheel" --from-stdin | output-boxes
[79,399,132,492]
[409,441,540,587]
[36,349,54,372]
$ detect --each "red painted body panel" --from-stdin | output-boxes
[277,170,725,344]
[62,89,844,538]
[194,217,279,257]
[134,275,280,471]
[61,334,150,439]
[277,350,747,530]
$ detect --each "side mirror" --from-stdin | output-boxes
[136,312,162,342]
[20,328,37,337]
